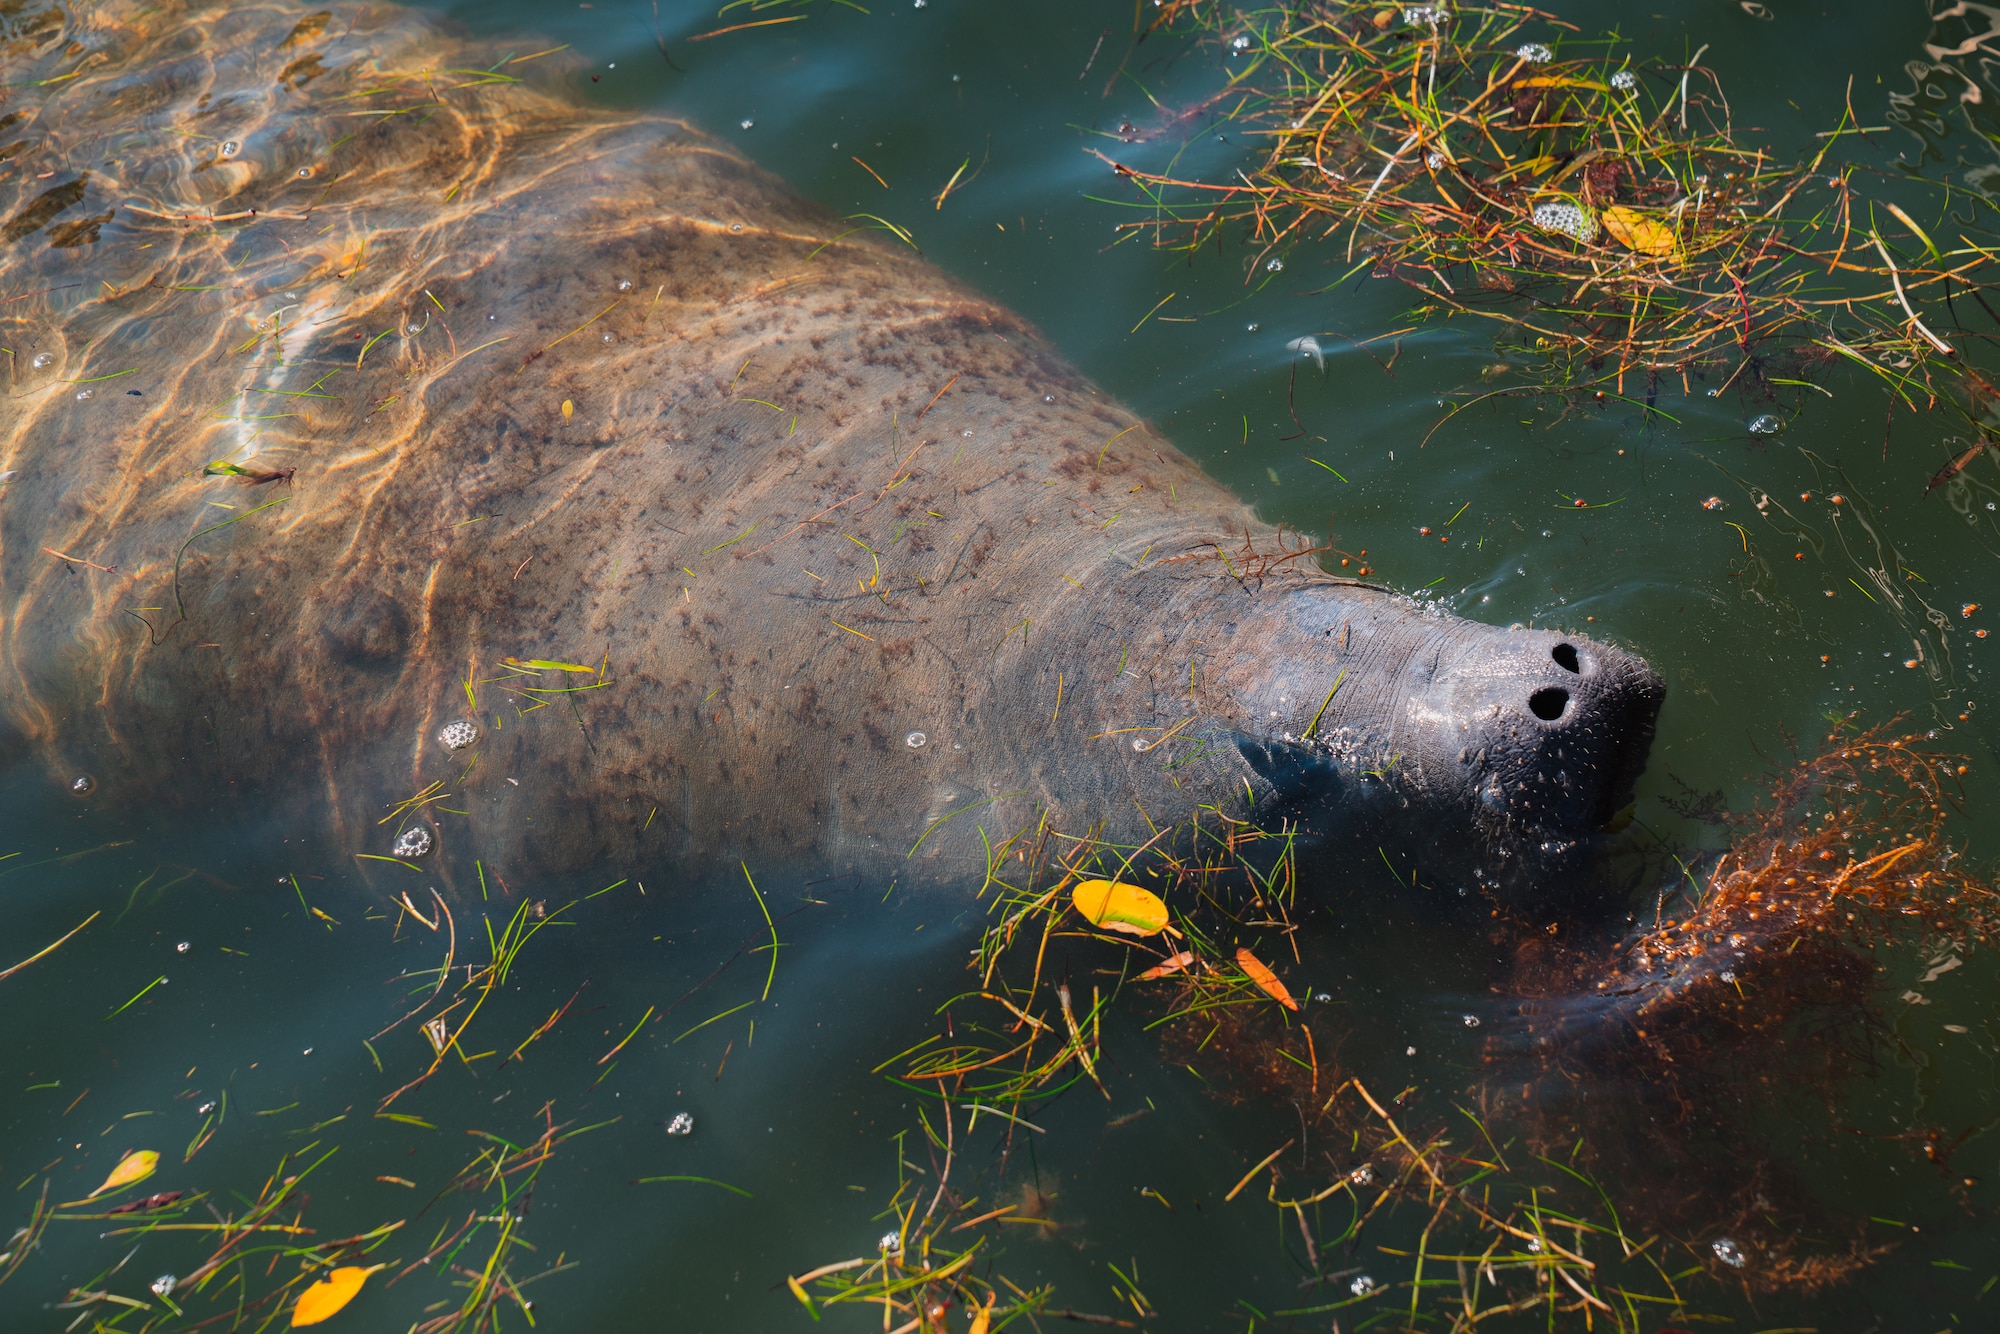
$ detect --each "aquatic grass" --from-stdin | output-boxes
[804,712,2000,1327]
[1112,1,2000,469]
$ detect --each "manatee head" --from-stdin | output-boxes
[1399,624,1664,856]
[1218,588,1665,902]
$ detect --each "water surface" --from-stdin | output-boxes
[3,1,1998,1330]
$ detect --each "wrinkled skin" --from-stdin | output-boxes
[0,0,1663,895]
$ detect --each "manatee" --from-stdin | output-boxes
[0,0,1663,895]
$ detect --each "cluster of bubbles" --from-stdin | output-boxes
[1349,1274,1381,1297]
[1516,42,1553,63]
[392,825,433,859]
[1265,256,1285,272]
[1402,5,1448,27]
[878,1231,903,1255]
[70,774,95,796]
[151,1275,177,1297]
[666,1111,695,1135]
[1531,201,1599,243]
[1611,69,1638,92]
[437,719,480,751]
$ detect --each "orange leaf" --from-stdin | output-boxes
[1235,947,1298,1011]
[1516,76,1609,91]
[89,1149,158,1198]
[292,1265,382,1327]
[1138,951,1196,980]
[969,1293,997,1334]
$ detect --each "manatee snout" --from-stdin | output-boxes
[1416,627,1664,852]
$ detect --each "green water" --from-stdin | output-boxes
[3,1,1998,1329]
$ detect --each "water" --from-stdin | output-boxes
[3,1,1998,1330]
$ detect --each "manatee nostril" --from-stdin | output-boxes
[1529,686,1570,721]
[1551,643,1580,674]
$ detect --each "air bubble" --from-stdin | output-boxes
[617,279,634,292]
[70,774,95,796]
[1531,200,1596,243]
[1230,34,1251,51]
[151,1275,177,1297]
[437,719,480,751]
[1246,322,1259,332]
[75,388,92,400]
[1350,1275,1380,1297]
[1462,1013,1480,1027]
[740,119,755,130]
[32,352,53,369]
[905,731,927,748]
[1044,394,1055,402]
[1711,1237,1747,1268]
[1132,737,1153,752]
[1265,257,1284,272]
[220,140,240,157]
[296,167,312,178]
[392,825,433,859]
[729,222,744,232]
[176,941,190,954]
[961,428,973,437]
[601,331,616,343]
[1746,413,1784,436]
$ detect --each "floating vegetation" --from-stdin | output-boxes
[1113,2,2000,462]
[791,718,1999,1325]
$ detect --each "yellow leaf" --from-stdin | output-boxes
[1235,947,1299,1011]
[292,1265,383,1327]
[1138,951,1196,980]
[89,1149,157,1198]
[1516,76,1608,91]
[501,657,595,673]
[969,1293,997,1334]
[560,399,574,421]
[1070,879,1169,937]
[1601,205,1678,257]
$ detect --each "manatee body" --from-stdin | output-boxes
[0,0,1662,892]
